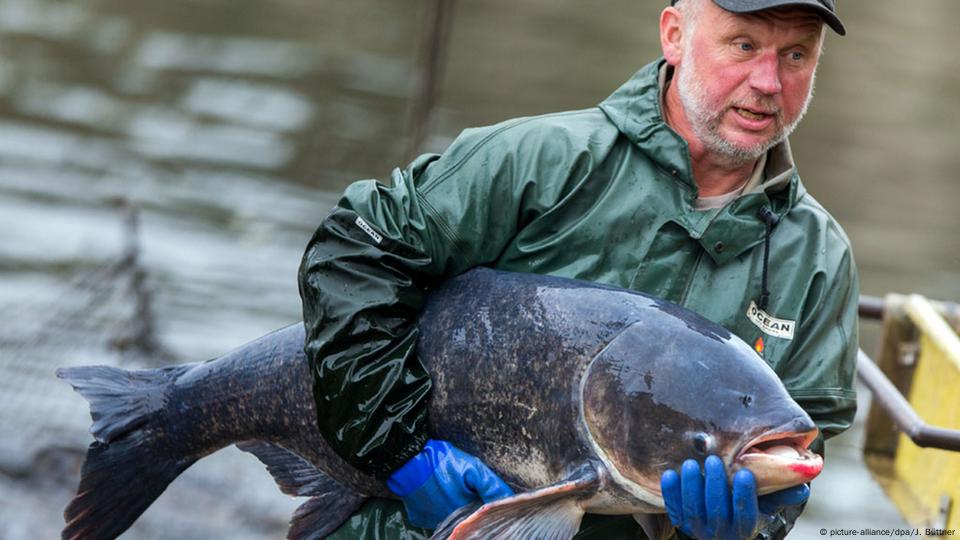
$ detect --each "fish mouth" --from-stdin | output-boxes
[735,427,822,494]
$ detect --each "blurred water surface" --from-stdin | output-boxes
[1,0,957,538]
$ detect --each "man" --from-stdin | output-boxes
[298,0,858,538]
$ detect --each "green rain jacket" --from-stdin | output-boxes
[299,58,859,538]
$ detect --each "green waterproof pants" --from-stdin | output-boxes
[326,498,652,539]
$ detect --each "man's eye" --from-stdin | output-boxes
[738,43,753,52]
[790,51,804,61]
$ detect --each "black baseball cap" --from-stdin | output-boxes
[670,0,846,36]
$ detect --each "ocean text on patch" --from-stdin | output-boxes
[746,301,795,340]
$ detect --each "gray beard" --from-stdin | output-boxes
[675,56,815,167]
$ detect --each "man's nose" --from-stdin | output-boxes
[749,53,783,95]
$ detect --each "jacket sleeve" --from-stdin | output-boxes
[779,245,860,442]
[298,120,583,479]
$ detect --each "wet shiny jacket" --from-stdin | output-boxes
[299,57,858,492]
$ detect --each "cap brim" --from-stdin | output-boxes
[713,0,846,35]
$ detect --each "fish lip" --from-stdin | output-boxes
[735,425,819,463]
[735,426,824,490]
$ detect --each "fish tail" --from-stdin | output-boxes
[58,364,197,540]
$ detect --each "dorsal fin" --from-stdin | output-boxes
[431,462,603,540]
[236,441,365,540]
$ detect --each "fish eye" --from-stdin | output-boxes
[693,433,712,455]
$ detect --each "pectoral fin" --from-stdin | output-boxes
[430,462,603,540]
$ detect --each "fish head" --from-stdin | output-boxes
[580,302,822,508]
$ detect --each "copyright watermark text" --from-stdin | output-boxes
[818,528,956,537]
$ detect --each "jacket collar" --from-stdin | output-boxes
[599,59,695,190]
[599,58,807,265]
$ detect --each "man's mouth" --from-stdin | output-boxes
[734,107,771,121]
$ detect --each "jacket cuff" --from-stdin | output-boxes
[367,432,430,481]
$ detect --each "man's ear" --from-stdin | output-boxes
[660,6,684,66]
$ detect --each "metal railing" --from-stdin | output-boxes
[857,295,960,452]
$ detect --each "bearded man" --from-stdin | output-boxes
[299,1,858,538]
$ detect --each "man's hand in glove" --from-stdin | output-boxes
[661,455,810,540]
[387,439,514,529]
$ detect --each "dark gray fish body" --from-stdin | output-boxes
[421,270,628,490]
[421,270,820,519]
[59,268,822,540]
[151,323,390,496]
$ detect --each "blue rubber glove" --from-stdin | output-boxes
[661,455,810,540]
[386,439,514,529]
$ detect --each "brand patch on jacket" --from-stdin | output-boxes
[354,216,382,244]
[746,301,795,340]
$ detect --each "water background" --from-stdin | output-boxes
[1,0,957,538]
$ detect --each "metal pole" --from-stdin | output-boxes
[857,348,960,451]
[859,294,960,326]
[407,0,455,161]
[859,294,885,320]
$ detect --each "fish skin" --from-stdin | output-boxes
[59,267,818,539]
[159,322,391,497]
[421,270,635,492]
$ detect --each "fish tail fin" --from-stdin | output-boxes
[57,364,190,444]
[58,364,197,540]
[61,436,196,540]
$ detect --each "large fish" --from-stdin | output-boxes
[59,268,822,540]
